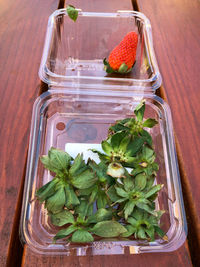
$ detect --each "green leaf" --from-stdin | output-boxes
[115,187,128,198]
[124,200,135,219]
[50,210,74,226]
[72,169,97,189]
[89,160,102,175]
[103,58,109,66]
[107,185,119,202]
[131,167,143,176]
[115,198,127,203]
[90,149,109,162]
[127,216,137,226]
[145,226,155,241]
[48,147,71,170]
[103,58,115,73]
[119,134,131,153]
[140,129,152,146]
[144,176,155,191]
[152,162,159,171]
[154,225,165,238]
[126,136,145,156]
[110,132,126,152]
[142,145,154,160]
[74,199,90,217]
[121,224,136,237]
[131,209,143,220]
[40,156,55,173]
[92,221,127,237]
[64,184,80,207]
[109,123,129,133]
[97,193,108,209]
[118,63,128,73]
[71,229,94,243]
[87,203,94,217]
[88,208,112,223]
[134,173,147,190]
[148,193,158,202]
[89,161,113,185]
[136,202,156,216]
[45,186,66,213]
[145,184,163,198]
[134,101,145,122]
[66,5,78,22]
[150,201,156,210]
[116,118,131,125]
[78,186,95,196]
[124,156,137,167]
[69,154,87,176]
[124,118,136,128]
[53,225,77,241]
[101,140,112,155]
[137,228,147,239]
[89,185,98,204]
[123,175,134,192]
[104,65,115,74]
[143,118,158,128]
[36,178,59,202]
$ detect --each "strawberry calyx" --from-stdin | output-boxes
[103,58,133,74]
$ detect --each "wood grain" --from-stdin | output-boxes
[0,0,59,266]
[136,0,200,216]
[136,0,200,265]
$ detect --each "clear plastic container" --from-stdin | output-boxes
[39,9,162,92]
[20,90,187,255]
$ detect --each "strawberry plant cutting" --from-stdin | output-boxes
[36,101,167,243]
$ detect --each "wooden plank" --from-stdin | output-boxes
[21,0,192,266]
[136,0,200,265]
[0,0,60,266]
[136,0,200,216]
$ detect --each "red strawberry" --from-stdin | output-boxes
[104,32,138,74]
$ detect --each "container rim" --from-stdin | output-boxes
[20,90,187,255]
[39,9,162,92]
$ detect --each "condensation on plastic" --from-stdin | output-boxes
[20,90,187,255]
[39,9,162,93]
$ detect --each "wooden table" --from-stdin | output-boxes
[0,0,199,266]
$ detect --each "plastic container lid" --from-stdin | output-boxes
[20,90,187,255]
[39,9,162,93]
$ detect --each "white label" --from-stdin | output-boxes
[65,143,103,163]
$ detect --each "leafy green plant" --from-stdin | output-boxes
[108,174,163,219]
[109,100,157,146]
[91,131,146,167]
[36,150,96,213]
[131,145,159,177]
[121,209,167,241]
[52,208,125,243]
[36,101,166,243]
